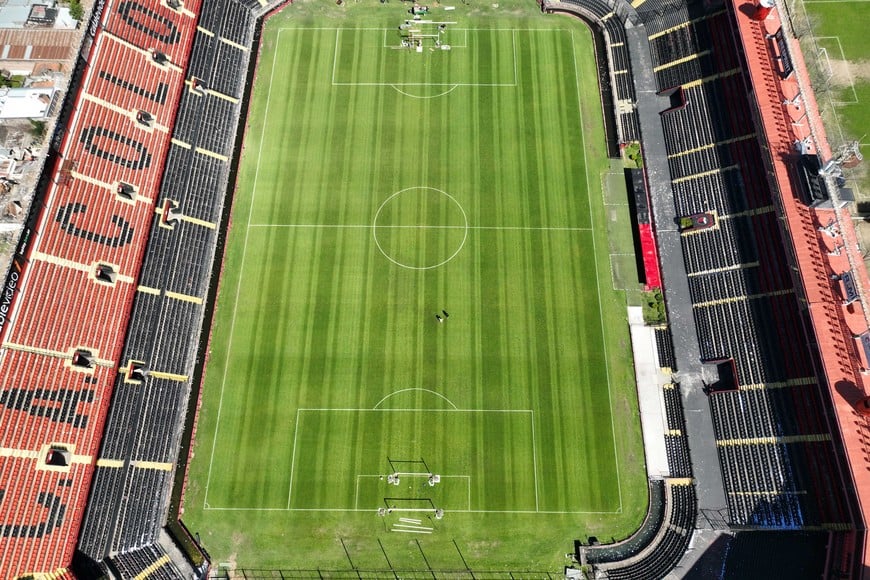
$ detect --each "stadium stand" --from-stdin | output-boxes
[718,531,828,579]
[0,0,278,572]
[726,0,870,572]
[544,0,641,147]
[581,480,666,563]
[77,0,260,566]
[654,327,675,371]
[582,479,696,579]
[0,0,201,570]
[631,0,852,533]
[0,0,865,573]
[550,0,866,575]
[107,544,185,579]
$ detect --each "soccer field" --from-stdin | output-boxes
[183,0,646,572]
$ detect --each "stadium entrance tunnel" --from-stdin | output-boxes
[44,446,72,467]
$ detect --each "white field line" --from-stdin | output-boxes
[571,30,623,512]
[296,408,533,412]
[531,412,539,512]
[334,82,517,87]
[351,474,472,509]
[791,0,864,200]
[816,35,859,103]
[513,29,519,86]
[201,22,281,509]
[202,506,621,514]
[331,27,517,87]
[248,223,592,231]
[287,408,302,509]
[373,387,458,409]
[278,27,572,30]
[295,410,524,513]
[331,28,340,87]
[382,27,469,48]
[601,171,629,206]
[205,27,622,516]
[323,27,565,88]
[391,85,461,99]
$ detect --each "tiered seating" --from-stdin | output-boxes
[163,153,226,224]
[721,531,828,578]
[673,170,746,217]
[705,11,742,73]
[717,446,803,526]
[654,328,676,370]
[620,110,641,142]
[197,0,253,45]
[705,360,847,526]
[584,480,666,563]
[703,78,756,141]
[662,387,692,477]
[695,302,769,385]
[638,0,852,534]
[186,2,254,101]
[0,0,201,574]
[668,145,722,182]
[0,332,120,571]
[88,39,188,129]
[193,96,243,157]
[728,140,772,210]
[0,352,117,458]
[661,86,718,149]
[688,268,764,305]
[102,0,202,65]
[78,0,258,563]
[681,217,757,275]
[711,390,781,440]
[0,460,88,574]
[596,481,696,579]
[636,0,694,37]
[649,26,713,89]
[8,262,133,359]
[109,543,184,579]
[555,0,639,144]
[649,26,697,68]
[647,13,738,89]
[114,468,173,549]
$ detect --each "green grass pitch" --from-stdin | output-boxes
[183,0,647,571]
[800,0,870,196]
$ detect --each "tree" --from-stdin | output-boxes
[642,289,667,325]
[69,0,84,21]
[29,119,47,139]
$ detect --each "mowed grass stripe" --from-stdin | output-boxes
[189,7,643,568]
[212,226,612,509]
[216,28,600,508]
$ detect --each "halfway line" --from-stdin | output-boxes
[249,224,592,231]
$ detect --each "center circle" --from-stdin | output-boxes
[372,187,468,270]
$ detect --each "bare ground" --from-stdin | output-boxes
[827,58,870,86]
